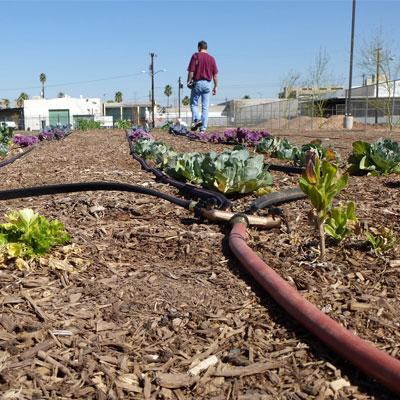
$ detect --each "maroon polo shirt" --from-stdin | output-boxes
[187,52,218,82]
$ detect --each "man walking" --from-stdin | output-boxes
[187,41,218,132]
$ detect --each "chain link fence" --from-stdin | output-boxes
[7,80,400,132]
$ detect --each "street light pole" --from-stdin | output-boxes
[150,52,156,128]
[344,0,356,129]
[375,47,381,124]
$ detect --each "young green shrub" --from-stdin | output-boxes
[77,120,102,131]
[299,152,351,259]
[324,202,357,242]
[116,120,132,130]
[366,227,397,255]
[0,209,70,259]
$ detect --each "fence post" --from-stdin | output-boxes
[311,93,314,130]
[391,79,396,130]
[278,101,281,129]
[365,85,369,131]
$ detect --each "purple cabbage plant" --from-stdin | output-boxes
[186,128,270,146]
[38,131,55,141]
[13,135,40,147]
[128,128,153,142]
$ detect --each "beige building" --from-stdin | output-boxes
[279,86,343,99]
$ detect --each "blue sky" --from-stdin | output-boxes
[2,0,400,106]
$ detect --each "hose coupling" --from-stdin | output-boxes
[229,213,250,227]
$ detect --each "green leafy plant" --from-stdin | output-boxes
[299,152,350,259]
[324,202,357,242]
[132,137,273,194]
[0,125,13,145]
[294,142,340,167]
[256,137,341,167]
[0,126,13,157]
[202,148,273,194]
[116,120,132,130]
[256,136,299,160]
[167,152,205,184]
[0,209,70,259]
[348,139,400,175]
[366,227,397,255]
[133,139,175,169]
[76,120,102,131]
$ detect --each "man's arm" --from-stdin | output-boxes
[212,74,218,95]
[187,71,194,85]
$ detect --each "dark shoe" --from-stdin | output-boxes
[190,120,202,131]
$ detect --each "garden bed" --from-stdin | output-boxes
[0,129,399,399]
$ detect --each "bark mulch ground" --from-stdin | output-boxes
[0,128,399,399]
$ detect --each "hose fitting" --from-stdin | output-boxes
[229,213,250,227]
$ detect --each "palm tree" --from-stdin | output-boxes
[58,92,65,98]
[39,73,46,98]
[182,96,190,107]
[16,93,29,108]
[115,91,123,103]
[164,85,172,108]
[2,99,10,108]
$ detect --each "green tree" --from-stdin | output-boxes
[164,85,172,107]
[39,73,46,98]
[16,93,29,108]
[182,96,190,107]
[115,91,123,103]
[242,95,251,99]
[58,92,65,98]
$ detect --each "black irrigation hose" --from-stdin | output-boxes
[246,187,306,214]
[126,134,231,210]
[267,164,305,174]
[0,181,192,209]
[0,147,35,168]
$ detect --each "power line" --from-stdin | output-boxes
[0,72,145,92]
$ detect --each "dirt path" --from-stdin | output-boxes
[0,129,398,399]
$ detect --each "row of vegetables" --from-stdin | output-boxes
[130,127,398,259]
[130,129,273,194]
[0,125,72,157]
[131,128,400,195]
[186,128,400,175]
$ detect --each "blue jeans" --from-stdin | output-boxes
[190,80,211,131]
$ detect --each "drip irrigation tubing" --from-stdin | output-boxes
[228,220,400,394]
[0,147,35,168]
[246,187,306,214]
[267,163,304,174]
[126,133,231,210]
[0,182,192,209]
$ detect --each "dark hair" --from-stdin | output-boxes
[198,41,208,50]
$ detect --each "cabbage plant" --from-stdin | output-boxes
[348,139,400,175]
[202,148,273,194]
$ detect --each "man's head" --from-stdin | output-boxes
[198,41,208,52]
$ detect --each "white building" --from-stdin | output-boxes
[24,96,102,131]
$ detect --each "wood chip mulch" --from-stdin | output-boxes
[0,128,399,399]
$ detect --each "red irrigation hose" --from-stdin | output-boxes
[229,221,400,394]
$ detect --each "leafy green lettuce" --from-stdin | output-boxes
[0,209,70,259]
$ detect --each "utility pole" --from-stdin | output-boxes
[150,52,156,128]
[344,0,356,129]
[178,77,183,119]
[375,47,381,124]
